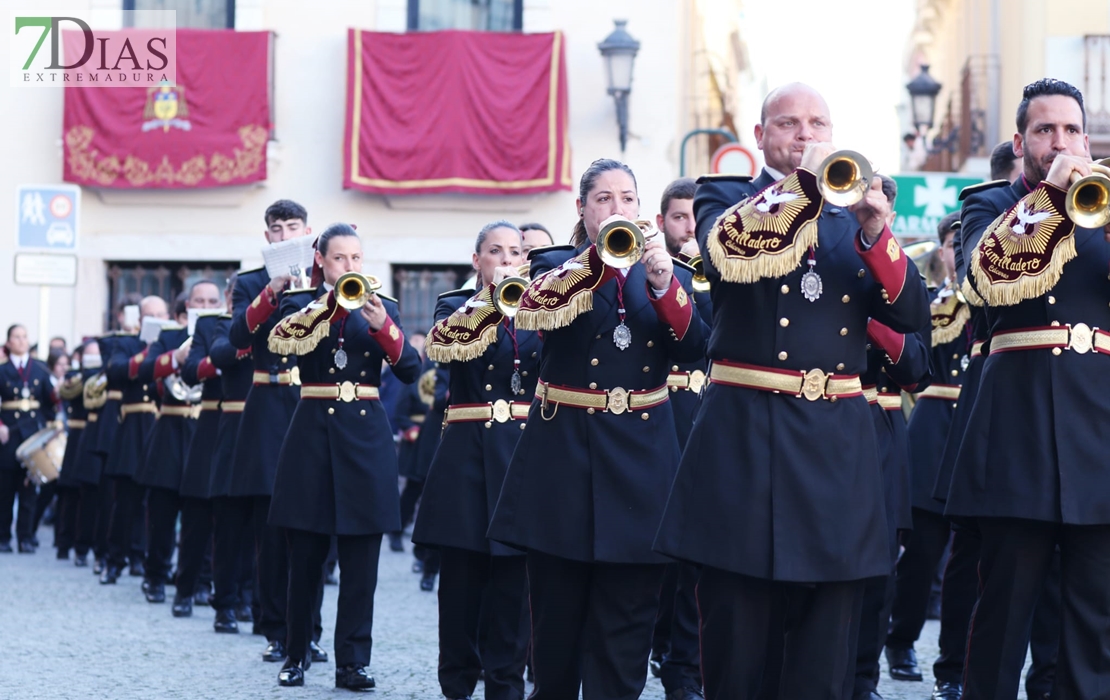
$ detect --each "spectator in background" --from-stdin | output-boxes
[990,140,1021,183]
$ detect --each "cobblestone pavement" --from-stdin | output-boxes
[0,526,1028,699]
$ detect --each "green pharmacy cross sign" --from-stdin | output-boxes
[890,173,984,239]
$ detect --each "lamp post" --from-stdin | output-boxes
[906,64,942,134]
[597,19,640,154]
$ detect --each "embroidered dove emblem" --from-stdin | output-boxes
[463,297,488,311]
[554,260,585,277]
[755,186,799,213]
[1011,202,1051,235]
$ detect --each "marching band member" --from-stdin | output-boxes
[53,347,90,560]
[68,341,103,567]
[653,83,929,698]
[0,325,57,553]
[416,221,540,700]
[488,158,707,699]
[267,223,421,689]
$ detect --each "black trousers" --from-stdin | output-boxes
[399,478,424,531]
[0,468,36,544]
[964,518,1110,700]
[212,495,286,640]
[55,485,80,553]
[94,474,114,559]
[286,529,381,666]
[697,566,860,700]
[888,508,950,650]
[144,486,179,584]
[33,480,57,534]
[106,476,145,568]
[525,550,664,700]
[842,573,895,700]
[174,497,211,598]
[931,524,981,685]
[75,483,99,557]
[653,563,678,662]
[660,562,703,694]
[1026,549,1061,697]
[438,547,529,700]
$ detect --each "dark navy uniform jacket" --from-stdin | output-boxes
[268,287,421,536]
[228,268,299,498]
[413,289,542,557]
[410,361,449,482]
[905,290,970,514]
[668,289,713,447]
[103,334,155,480]
[57,368,93,488]
[0,357,56,471]
[488,246,708,564]
[933,306,988,505]
[208,315,253,499]
[135,326,194,491]
[73,358,106,486]
[180,314,223,499]
[394,361,430,480]
[947,177,1110,524]
[654,168,931,582]
[91,334,126,462]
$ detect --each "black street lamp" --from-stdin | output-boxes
[906,64,943,133]
[597,19,640,154]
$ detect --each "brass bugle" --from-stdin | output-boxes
[335,272,383,310]
[493,276,528,318]
[688,255,710,293]
[1065,159,1110,228]
[817,150,873,207]
[596,218,658,269]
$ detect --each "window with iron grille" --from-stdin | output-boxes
[105,260,239,330]
[407,0,523,31]
[392,264,475,339]
[123,0,235,29]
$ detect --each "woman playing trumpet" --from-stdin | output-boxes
[266,223,422,690]
[414,220,540,700]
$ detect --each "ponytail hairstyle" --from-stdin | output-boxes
[311,223,360,287]
[570,158,638,247]
[473,220,522,289]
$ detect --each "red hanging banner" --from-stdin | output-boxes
[63,29,271,189]
[344,29,572,196]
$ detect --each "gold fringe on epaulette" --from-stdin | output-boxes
[970,235,1076,307]
[705,209,815,284]
[514,288,595,331]
[58,376,85,400]
[932,303,970,346]
[426,323,499,363]
[960,276,984,307]
[267,304,336,356]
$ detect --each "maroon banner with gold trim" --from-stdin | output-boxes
[63,29,271,189]
[344,29,572,196]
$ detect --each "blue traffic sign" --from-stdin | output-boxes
[16,184,79,250]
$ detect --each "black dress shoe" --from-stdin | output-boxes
[0,541,11,553]
[93,558,105,574]
[420,574,435,591]
[214,609,239,634]
[74,552,88,567]
[665,688,705,700]
[30,535,39,547]
[931,681,961,700]
[100,566,121,584]
[235,604,254,623]
[310,641,329,663]
[885,646,923,681]
[18,540,35,553]
[129,561,145,577]
[172,595,193,617]
[388,532,404,552]
[193,587,212,606]
[278,657,309,687]
[145,583,166,603]
[335,665,375,690]
[56,548,69,560]
[263,640,287,662]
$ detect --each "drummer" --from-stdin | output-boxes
[0,324,57,553]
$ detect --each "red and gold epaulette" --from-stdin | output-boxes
[705,168,823,283]
[267,291,344,356]
[426,284,503,363]
[970,182,1075,306]
[515,245,613,331]
[930,290,970,346]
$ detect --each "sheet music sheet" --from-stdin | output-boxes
[140,317,173,344]
[187,308,224,336]
[262,237,316,282]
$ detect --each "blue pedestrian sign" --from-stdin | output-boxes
[16,184,79,250]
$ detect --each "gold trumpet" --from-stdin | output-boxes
[687,255,710,293]
[596,218,659,269]
[335,272,383,310]
[1065,159,1110,228]
[493,276,528,318]
[817,150,873,207]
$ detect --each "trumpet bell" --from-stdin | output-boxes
[1066,172,1110,228]
[335,272,383,310]
[596,217,655,269]
[818,150,873,207]
[493,277,528,318]
[688,255,710,293]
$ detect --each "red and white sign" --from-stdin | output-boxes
[711,143,757,177]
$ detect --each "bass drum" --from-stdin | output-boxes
[15,424,67,484]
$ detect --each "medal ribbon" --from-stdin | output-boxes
[336,314,348,356]
[615,270,629,326]
[15,361,30,391]
[503,318,521,390]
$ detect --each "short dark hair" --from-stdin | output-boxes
[173,292,188,318]
[989,141,1018,180]
[660,177,697,217]
[937,211,961,245]
[46,350,66,372]
[877,174,897,205]
[1016,79,1086,135]
[6,324,23,341]
[317,223,359,256]
[264,199,308,227]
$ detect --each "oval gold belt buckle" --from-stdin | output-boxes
[607,387,629,414]
[338,381,357,402]
[801,369,828,401]
[1069,323,1093,354]
[491,399,511,423]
